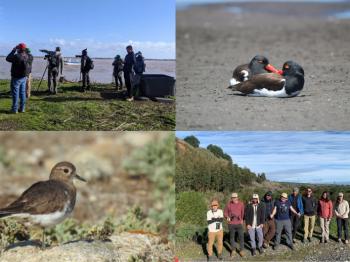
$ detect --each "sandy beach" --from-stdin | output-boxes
[176,2,350,131]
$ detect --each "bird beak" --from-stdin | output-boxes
[276,69,283,75]
[265,64,279,73]
[74,174,86,182]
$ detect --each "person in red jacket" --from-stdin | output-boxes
[224,193,246,259]
[317,191,333,243]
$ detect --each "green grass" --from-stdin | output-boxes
[0,79,175,131]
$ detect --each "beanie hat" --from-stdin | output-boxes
[25,48,31,53]
[16,43,26,50]
[116,55,121,59]
[266,191,273,197]
[56,46,61,51]
[126,45,133,51]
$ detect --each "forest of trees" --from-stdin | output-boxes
[176,136,267,193]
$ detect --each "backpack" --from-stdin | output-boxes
[133,60,143,73]
[19,55,31,77]
[117,61,123,71]
[49,53,60,68]
[85,57,94,70]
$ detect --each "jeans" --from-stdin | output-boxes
[275,219,293,246]
[337,217,349,240]
[10,77,27,111]
[290,213,300,239]
[228,224,244,252]
[248,227,263,249]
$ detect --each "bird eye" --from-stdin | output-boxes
[64,169,69,173]
[259,59,263,63]
[285,65,290,69]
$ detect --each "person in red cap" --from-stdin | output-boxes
[5,43,29,114]
[206,200,224,261]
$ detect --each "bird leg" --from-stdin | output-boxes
[41,227,45,250]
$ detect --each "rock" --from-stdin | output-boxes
[0,232,174,262]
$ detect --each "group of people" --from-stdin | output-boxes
[5,43,147,113]
[206,188,349,261]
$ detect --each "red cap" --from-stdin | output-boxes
[16,43,26,50]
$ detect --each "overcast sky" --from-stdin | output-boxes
[0,0,175,59]
[176,131,350,184]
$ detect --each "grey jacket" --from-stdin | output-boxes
[335,200,349,218]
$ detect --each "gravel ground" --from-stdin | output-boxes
[176,2,350,131]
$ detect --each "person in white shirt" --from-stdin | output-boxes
[335,193,349,243]
[206,200,224,261]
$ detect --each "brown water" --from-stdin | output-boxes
[0,57,175,83]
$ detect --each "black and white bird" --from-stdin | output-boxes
[0,161,86,250]
[229,55,279,86]
[228,61,305,98]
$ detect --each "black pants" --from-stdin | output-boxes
[124,72,133,97]
[228,224,244,252]
[82,71,90,90]
[290,213,300,239]
[337,217,349,240]
[115,76,123,89]
[48,67,58,93]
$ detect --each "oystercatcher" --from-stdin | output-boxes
[228,61,304,98]
[0,161,86,250]
[229,55,278,86]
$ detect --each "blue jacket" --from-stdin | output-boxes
[288,194,304,215]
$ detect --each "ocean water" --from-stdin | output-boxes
[0,58,175,84]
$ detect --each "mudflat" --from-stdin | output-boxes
[176,2,350,130]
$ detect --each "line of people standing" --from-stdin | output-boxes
[206,188,349,261]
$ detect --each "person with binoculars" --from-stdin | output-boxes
[270,193,299,251]
[224,193,246,259]
[206,201,224,261]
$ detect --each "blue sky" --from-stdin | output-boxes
[176,131,350,184]
[0,0,175,59]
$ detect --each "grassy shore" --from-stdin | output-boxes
[0,79,175,131]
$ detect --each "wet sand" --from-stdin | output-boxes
[176,2,350,130]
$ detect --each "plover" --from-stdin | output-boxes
[229,61,304,98]
[0,161,86,250]
[229,55,279,87]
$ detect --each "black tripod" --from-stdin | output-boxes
[36,64,48,95]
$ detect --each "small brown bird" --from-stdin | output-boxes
[0,161,86,250]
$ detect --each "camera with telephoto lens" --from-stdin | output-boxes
[229,214,239,221]
[44,54,50,59]
[75,48,87,58]
[281,205,287,214]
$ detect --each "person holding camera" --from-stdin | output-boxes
[335,193,349,244]
[39,47,63,94]
[206,201,224,261]
[5,43,29,114]
[112,55,124,90]
[123,45,135,101]
[317,191,333,244]
[260,191,276,248]
[245,194,265,256]
[224,193,246,259]
[288,188,303,243]
[270,193,299,251]
[302,187,318,243]
[24,48,34,98]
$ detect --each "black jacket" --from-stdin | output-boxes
[245,203,265,227]
[6,50,28,78]
[260,192,276,221]
[123,52,135,73]
[302,195,318,216]
[81,55,90,73]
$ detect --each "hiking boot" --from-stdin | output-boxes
[302,238,307,243]
[18,109,25,113]
[126,96,134,102]
[259,246,263,254]
[251,248,256,256]
[239,251,246,259]
[290,245,295,251]
[217,253,224,260]
[207,255,212,261]
[309,237,313,243]
[230,251,236,258]
[293,239,297,243]
[338,238,342,242]
[7,109,18,114]
[274,245,279,251]
[263,242,269,249]
[346,240,349,244]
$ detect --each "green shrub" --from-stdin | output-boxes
[175,224,207,244]
[176,190,207,226]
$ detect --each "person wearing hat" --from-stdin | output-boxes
[302,187,318,243]
[5,43,29,114]
[288,188,303,243]
[224,193,246,259]
[317,191,333,244]
[260,191,276,248]
[270,193,299,251]
[134,51,146,75]
[39,47,64,94]
[24,48,34,98]
[335,193,349,244]
[80,49,92,92]
[112,55,124,90]
[245,194,265,256]
[206,200,224,261]
[122,45,135,101]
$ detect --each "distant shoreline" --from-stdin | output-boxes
[0,55,175,61]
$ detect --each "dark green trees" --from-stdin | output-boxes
[184,135,200,148]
